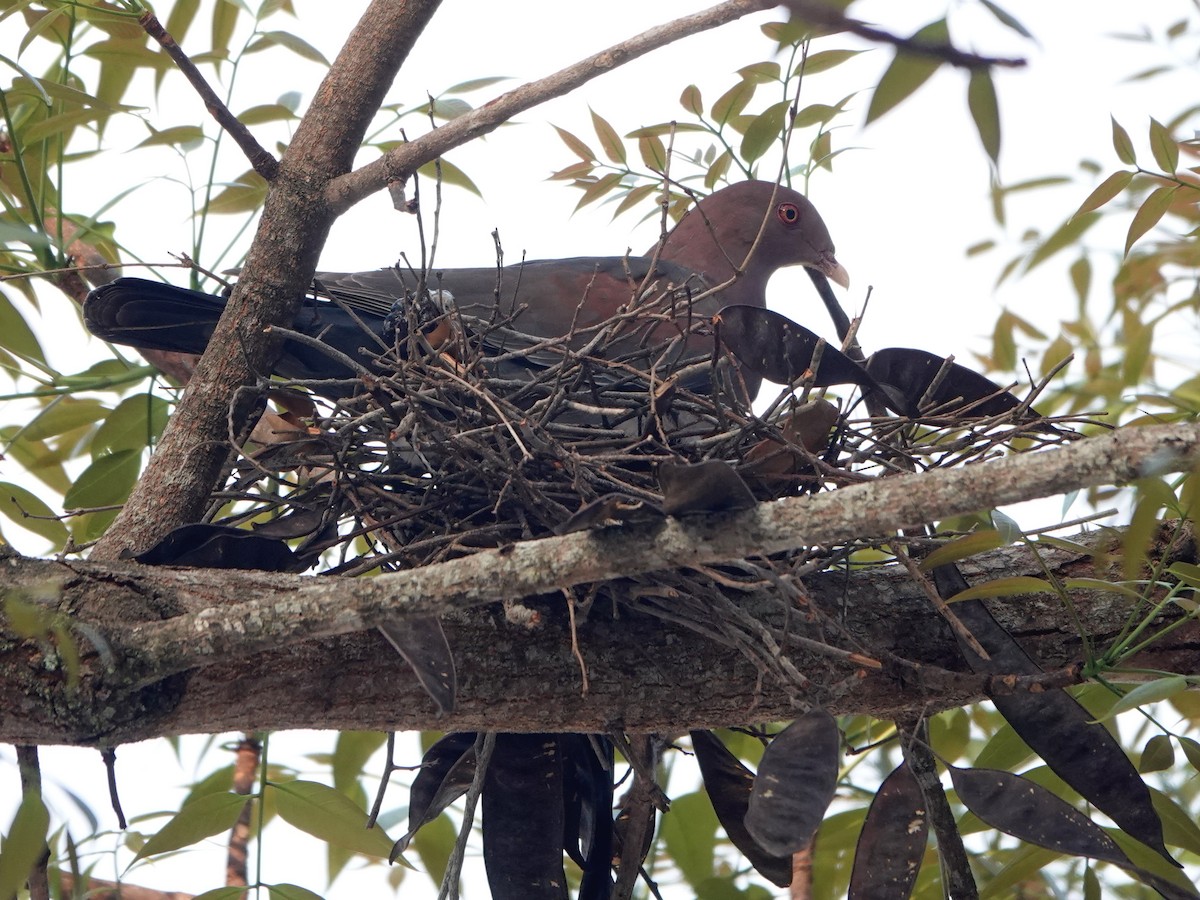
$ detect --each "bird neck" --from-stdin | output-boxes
[652,209,773,296]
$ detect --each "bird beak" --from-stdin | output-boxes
[814,253,850,290]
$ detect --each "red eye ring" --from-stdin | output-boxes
[777,202,800,225]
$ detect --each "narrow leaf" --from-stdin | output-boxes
[1108,676,1191,719]
[272,780,394,859]
[590,109,626,165]
[1124,185,1178,255]
[1112,116,1137,165]
[740,100,789,164]
[553,126,596,162]
[711,79,756,127]
[942,575,1052,602]
[949,766,1129,865]
[967,69,1001,163]
[1149,118,1179,173]
[1075,170,1132,217]
[134,792,246,860]
[0,794,49,900]
[865,19,948,124]
[920,530,1006,570]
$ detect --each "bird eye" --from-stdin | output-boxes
[777,202,800,225]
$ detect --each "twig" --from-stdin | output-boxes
[783,0,1027,69]
[138,13,279,179]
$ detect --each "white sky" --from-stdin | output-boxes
[2,1,1198,898]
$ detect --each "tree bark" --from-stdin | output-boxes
[2,513,1194,746]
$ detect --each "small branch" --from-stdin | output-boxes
[900,721,978,899]
[782,0,1027,69]
[325,0,777,214]
[139,12,279,180]
[16,745,49,900]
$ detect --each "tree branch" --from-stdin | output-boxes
[119,421,1200,673]
[324,0,778,215]
[782,0,1028,69]
[1,521,1194,744]
[139,12,279,180]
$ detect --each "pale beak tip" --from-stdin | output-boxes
[824,260,850,290]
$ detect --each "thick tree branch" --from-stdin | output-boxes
[116,422,1200,673]
[1,522,1195,744]
[324,0,778,214]
[2,425,1198,744]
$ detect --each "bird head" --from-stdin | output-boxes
[653,180,849,291]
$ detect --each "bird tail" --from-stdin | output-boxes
[84,277,228,356]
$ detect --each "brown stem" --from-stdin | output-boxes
[138,13,279,180]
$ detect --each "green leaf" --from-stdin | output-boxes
[63,449,141,510]
[638,134,667,172]
[711,79,756,127]
[572,172,624,211]
[443,76,510,94]
[409,811,455,887]
[920,530,1006,570]
[91,395,169,457]
[429,97,470,120]
[416,158,481,197]
[553,126,596,162]
[967,69,1001,163]
[680,84,704,116]
[590,109,626,165]
[738,61,781,83]
[1138,734,1174,773]
[944,576,1053,602]
[238,103,299,125]
[331,732,387,795]
[136,124,206,150]
[1111,116,1137,165]
[191,888,248,900]
[1124,185,1177,255]
[22,398,108,442]
[270,780,394,859]
[1074,170,1132,218]
[267,884,325,900]
[205,171,269,215]
[164,0,201,48]
[800,49,863,75]
[793,103,839,128]
[0,793,50,900]
[865,19,948,124]
[979,1,1034,39]
[660,790,718,885]
[0,290,46,365]
[612,183,658,219]
[739,100,789,164]
[0,481,69,546]
[211,0,242,59]
[705,149,733,189]
[1025,212,1100,272]
[1107,676,1190,718]
[1148,118,1179,173]
[134,792,247,861]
